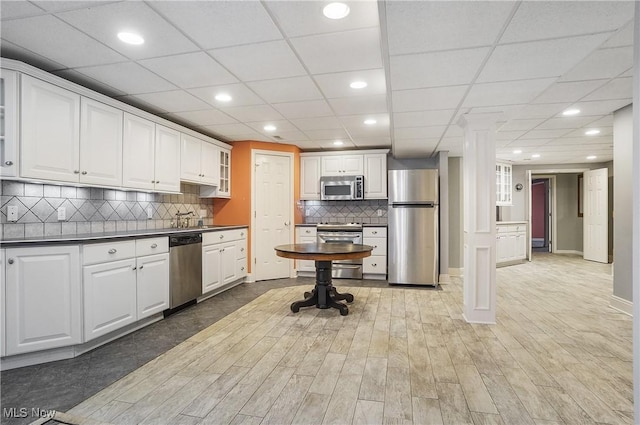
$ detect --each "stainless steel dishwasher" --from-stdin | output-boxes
[168,233,202,310]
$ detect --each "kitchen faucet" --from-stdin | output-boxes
[175,211,195,228]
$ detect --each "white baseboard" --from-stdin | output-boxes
[438,274,451,283]
[610,295,633,316]
[244,273,255,283]
[554,250,583,256]
[448,267,463,276]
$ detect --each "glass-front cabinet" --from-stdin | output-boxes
[496,162,512,206]
[218,148,231,198]
[0,69,18,177]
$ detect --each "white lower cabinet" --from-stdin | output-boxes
[295,226,317,274]
[496,223,527,266]
[202,229,247,294]
[83,258,137,341]
[82,238,169,341]
[363,227,387,278]
[4,245,82,355]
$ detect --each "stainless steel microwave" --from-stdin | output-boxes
[320,175,364,200]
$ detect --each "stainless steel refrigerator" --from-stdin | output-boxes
[388,169,438,286]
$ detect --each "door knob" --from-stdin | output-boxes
[8,258,14,264]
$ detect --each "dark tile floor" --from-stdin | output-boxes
[0,277,400,425]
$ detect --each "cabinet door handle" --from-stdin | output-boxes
[156,181,159,184]
[220,235,224,239]
[8,258,14,264]
[372,231,377,235]
[241,267,245,271]
[139,265,144,269]
[240,248,244,252]
[81,171,87,175]
[108,248,117,254]
[305,230,310,234]
[372,263,377,267]
[221,248,224,252]
[5,160,13,166]
[151,243,157,248]
[74,170,80,174]
[132,266,137,270]
[240,232,244,237]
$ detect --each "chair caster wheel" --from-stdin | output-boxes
[291,303,300,313]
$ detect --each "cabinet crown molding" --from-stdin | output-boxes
[300,149,389,157]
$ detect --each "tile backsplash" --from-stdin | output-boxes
[302,200,388,224]
[0,180,214,239]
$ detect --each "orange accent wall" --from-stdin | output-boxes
[213,140,302,273]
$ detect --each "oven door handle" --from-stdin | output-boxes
[322,239,359,244]
[331,264,362,269]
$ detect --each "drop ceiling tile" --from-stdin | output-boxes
[272,100,333,119]
[394,110,455,128]
[0,40,65,71]
[134,90,211,113]
[291,140,323,150]
[469,104,527,116]
[199,123,254,137]
[313,69,386,99]
[500,1,633,43]
[346,126,390,139]
[188,84,264,108]
[569,99,631,116]
[551,136,611,145]
[563,127,613,138]
[480,34,609,83]
[340,114,390,128]
[385,1,514,55]
[52,69,126,97]
[352,137,392,148]
[138,52,237,89]
[232,132,273,142]
[581,77,633,102]
[498,119,545,132]
[74,62,176,94]
[317,140,358,149]
[291,116,343,131]
[246,120,300,134]
[392,86,468,112]
[620,68,633,78]
[1,15,125,67]
[522,128,573,139]
[115,95,168,115]
[264,1,379,38]
[32,1,119,12]
[57,2,199,60]
[495,130,527,141]
[462,78,556,108]
[1,1,46,19]
[266,130,309,142]
[601,20,634,48]
[328,95,388,116]
[218,104,284,123]
[210,40,306,81]
[150,1,282,50]
[538,116,602,131]
[559,46,633,82]
[303,128,350,141]
[290,28,382,74]
[511,103,571,119]
[391,47,489,89]
[395,126,447,140]
[169,110,238,127]
[531,80,609,104]
[247,76,322,103]
[584,115,613,128]
[393,139,440,158]
[507,139,552,147]
[443,126,464,138]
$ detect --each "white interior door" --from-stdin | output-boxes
[253,152,292,281]
[583,168,608,263]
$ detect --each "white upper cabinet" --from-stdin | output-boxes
[300,156,321,200]
[154,125,181,193]
[80,98,123,187]
[21,75,80,182]
[321,154,364,176]
[0,69,19,178]
[217,148,231,198]
[122,113,156,191]
[496,162,512,206]
[364,153,387,199]
[180,134,219,186]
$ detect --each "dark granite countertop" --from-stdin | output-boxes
[0,225,248,247]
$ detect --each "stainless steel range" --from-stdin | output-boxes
[316,223,363,279]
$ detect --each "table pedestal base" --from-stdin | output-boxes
[291,260,354,316]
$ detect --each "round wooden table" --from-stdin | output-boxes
[274,243,373,316]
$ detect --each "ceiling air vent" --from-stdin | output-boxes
[272,135,283,140]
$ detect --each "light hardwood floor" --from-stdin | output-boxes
[67,254,633,425]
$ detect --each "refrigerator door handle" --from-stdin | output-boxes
[390,202,436,208]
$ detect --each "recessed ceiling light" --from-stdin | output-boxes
[323,2,350,19]
[263,125,277,132]
[585,129,600,136]
[350,81,367,89]
[513,149,522,154]
[117,32,144,45]
[562,108,580,116]
[214,93,232,102]
[364,119,377,125]
[587,155,597,160]
[333,140,344,146]
[531,154,541,159]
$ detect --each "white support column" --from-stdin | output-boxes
[458,113,503,324]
